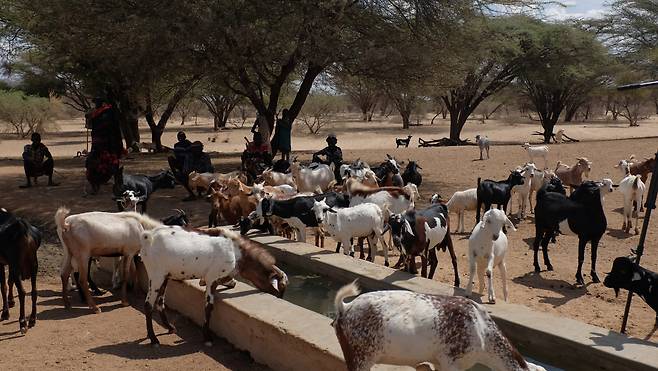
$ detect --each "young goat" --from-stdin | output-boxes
[476,171,525,223]
[533,181,606,286]
[312,200,388,265]
[555,158,592,191]
[521,143,549,168]
[466,208,516,304]
[616,162,646,234]
[332,282,546,371]
[0,208,41,334]
[475,134,490,160]
[140,226,288,345]
[395,135,412,148]
[445,188,477,233]
[604,256,658,327]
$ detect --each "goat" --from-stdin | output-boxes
[476,171,525,223]
[372,155,403,187]
[113,167,176,213]
[532,181,606,286]
[140,226,288,345]
[206,187,258,227]
[312,200,388,265]
[256,192,350,245]
[332,282,546,371]
[387,204,459,286]
[475,134,490,160]
[509,163,536,219]
[604,256,658,327]
[616,167,646,235]
[0,208,41,334]
[290,159,334,193]
[555,158,591,191]
[251,182,296,201]
[466,208,516,304]
[528,167,557,211]
[55,207,163,313]
[401,161,422,187]
[623,155,656,183]
[596,178,614,205]
[260,169,297,188]
[161,209,190,227]
[118,190,140,212]
[445,188,477,234]
[395,135,412,148]
[521,143,549,168]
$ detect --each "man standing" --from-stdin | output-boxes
[20,132,57,188]
[85,96,124,194]
[312,133,343,182]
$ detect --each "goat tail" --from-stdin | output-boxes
[477,177,481,188]
[334,280,360,318]
[55,207,70,233]
[555,161,562,172]
[633,175,640,190]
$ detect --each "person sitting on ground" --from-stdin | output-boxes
[169,139,214,201]
[20,132,58,188]
[312,133,343,182]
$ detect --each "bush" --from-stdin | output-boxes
[298,94,341,134]
[0,90,55,138]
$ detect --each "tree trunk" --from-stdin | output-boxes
[401,111,411,129]
[449,113,466,141]
[151,126,164,151]
[564,104,578,122]
[361,109,368,121]
[213,115,221,131]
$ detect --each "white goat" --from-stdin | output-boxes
[475,134,490,160]
[251,182,296,201]
[528,168,556,211]
[55,207,162,313]
[140,226,288,346]
[521,143,549,169]
[509,163,536,218]
[445,188,477,233]
[119,190,141,212]
[333,282,546,371]
[312,200,388,265]
[466,208,516,304]
[261,169,297,188]
[596,178,614,205]
[290,160,334,193]
[616,161,646,234]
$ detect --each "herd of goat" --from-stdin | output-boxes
[0,140,656,371]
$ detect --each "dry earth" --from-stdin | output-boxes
[1,116,658,369]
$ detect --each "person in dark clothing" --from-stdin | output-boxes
[20,132,57,188]
[312,133,343,182]
[85,97,124,194]
[241,132,272,183]
[271,108,292,161]
[169,138,214,201]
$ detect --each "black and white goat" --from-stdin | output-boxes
[533,181,607,286]
[113,167,176,213]
[395,135,412,148]
[476,171,525,222]
[332,282,546,371]
[604,256,658,327]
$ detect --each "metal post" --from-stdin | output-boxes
[620,151,658,333]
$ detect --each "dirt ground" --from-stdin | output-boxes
[1,116,658,368]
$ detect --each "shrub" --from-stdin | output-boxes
[0,90,55,138]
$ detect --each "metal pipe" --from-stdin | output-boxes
[620,151,658,333]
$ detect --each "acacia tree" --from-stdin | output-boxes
[334,75,381,121]
[198,81,242,131]
[518,22,610,143]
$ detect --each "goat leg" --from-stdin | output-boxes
[444,235,460,287]
[575,238,586,286]
[157,278,176,334]
[590,240,601,284]
[203,282,219,347]
[28,274,37,328]
[0,265,8,321]
[427,248,438,280]
[7,275,14,308]
[10,266,27,334]
[392,254,405,269]
[145,301,159,345]
[532,231,542,273]
[541,235,553,271]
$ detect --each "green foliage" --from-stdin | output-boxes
[0,90,54,137]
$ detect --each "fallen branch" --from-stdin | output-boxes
[418,137,472,147]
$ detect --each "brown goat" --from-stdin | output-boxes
[628,156,656,183]
[207,188,258,226]
[555,157,592,190]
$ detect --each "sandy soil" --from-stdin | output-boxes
[0,276,269,371]
[1,116,658,366]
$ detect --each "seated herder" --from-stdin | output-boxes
[312,133,343,181]
[167,131,193,172]
[177,140,214,201]
[242,132,272,167]
[20,133,58,188]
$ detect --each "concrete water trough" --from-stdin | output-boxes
[99,233,658,371]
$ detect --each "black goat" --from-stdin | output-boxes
[161,209,190,226]
[533,181,606,286]
[604,256,658,327]
[112,167,176,213]
[401,161,422,187]
[396,135,412,148]
[372,155,403,187]
[475,171,525,222]
[0,208,41,334]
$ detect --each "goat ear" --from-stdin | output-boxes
[505,217,516,232]
[404,219,415,236]
[612,184,620,188]
[327,208,337,213]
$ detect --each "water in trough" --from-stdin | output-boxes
[246,263,562,371]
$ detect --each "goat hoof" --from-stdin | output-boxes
[591,272,601,284]
[121,300,130,307]
[199,279,207,286]
[28,317,36,328]
[1,310,8,321]
[384,261,389,267]
[575,277,585,286]
[489,298,496,304]
[8,300,15,308]
[167,326,177,334]
[534,266,541,273]
[546,265,554,271]
[151,340,160,347]
[92,307,102,314]
[349,252,355,257]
